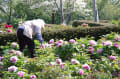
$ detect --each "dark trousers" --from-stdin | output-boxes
[17,28,35,58]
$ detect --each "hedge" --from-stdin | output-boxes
[0,25,120,46]
[72,20,114,27]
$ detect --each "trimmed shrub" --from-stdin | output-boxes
[72,20,114,27]
[0,26,120,46]
[43,26,120,41]
[0,33,17,45]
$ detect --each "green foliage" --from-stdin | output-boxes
[55,42,79,61]
[11,18,23,28]
[1,24,120,46]
[1,32,120,78]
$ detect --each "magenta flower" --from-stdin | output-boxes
[49,39,54,44]
[56,58,62,64]
[50,62,56,67]
[5,25,13,28]
[58,40,63,44]
[10,56,18,63]
[0,61,3,65]
[104,41,112,46]
[5,25,9,28]
[7,29,12,32]
[8,66,18,72]
[40,45,44,48]
[16,51,22,56]
[12,42,17,48]
[0,56,4,61]
[71,59,79,64]
[57,43,63,47]
[59,63,65,69]
[116,35,120,41]
[55,42,58,45]
[81,44,85,48]
[114,43,120,48]
[89,40,97,46]
[79,69,84,75]
[82,23,87,27]
[44,43,49,48]
[109,56,116,60]
[88,47,94,53]
[69,39,75,44]
[30,75,37,79]
[17,71,25,77]
[82,64,90,70]
[97,48,103,53]
[9,49,15,54]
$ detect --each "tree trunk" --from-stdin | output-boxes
[52,10,55,24]
[60,0,66,24]
[8,0,12,23]
[93,0,99,22]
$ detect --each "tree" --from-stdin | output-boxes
[42,0,89,24]
[0,0,18,23]
[93,0,99,22]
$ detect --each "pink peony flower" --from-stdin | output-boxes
[79,69,84,75]
[10,56,18,63]
[56,58,62,64]
[89,40,97,46]
[57,43,63,47]
[114,43,120,48]
[50,62,56,67]
[30,75,37,79]
[0,56,4,61]
[9,49,15,54]
[7,29,12,32]
[82,23,87,27]
[104,41,112,46]
[88,47,94,53]
[40,45,44,48]
[44,43,49,48]
[12,42,17,48]
[0,61,3,65]
[49,39,54,44]
[81,44,85,48]
[16,51,22,56]
[109,56,116,60]
[71,59,79,64]
[8,66,18,72]
[55,42,58,45]
[116,35,120,41]
[82,64,90,70]
[49,44,53,48]
[59,63,65,69]
[102,41,105,45]
[58,40,63,44]
[69,39,75,44]
[97,48,103,53]
[17,71,25,77]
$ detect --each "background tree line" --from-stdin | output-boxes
[0,0,120,26]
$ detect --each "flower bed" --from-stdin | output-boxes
[0,32,120,79]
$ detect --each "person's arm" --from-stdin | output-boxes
[36,33,43,44]
[35,26,44,44]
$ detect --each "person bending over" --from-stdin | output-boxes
[16,19,45,58]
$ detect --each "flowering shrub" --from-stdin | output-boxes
[0,32,120,79]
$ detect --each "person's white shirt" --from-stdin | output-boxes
[18,19,45,43]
